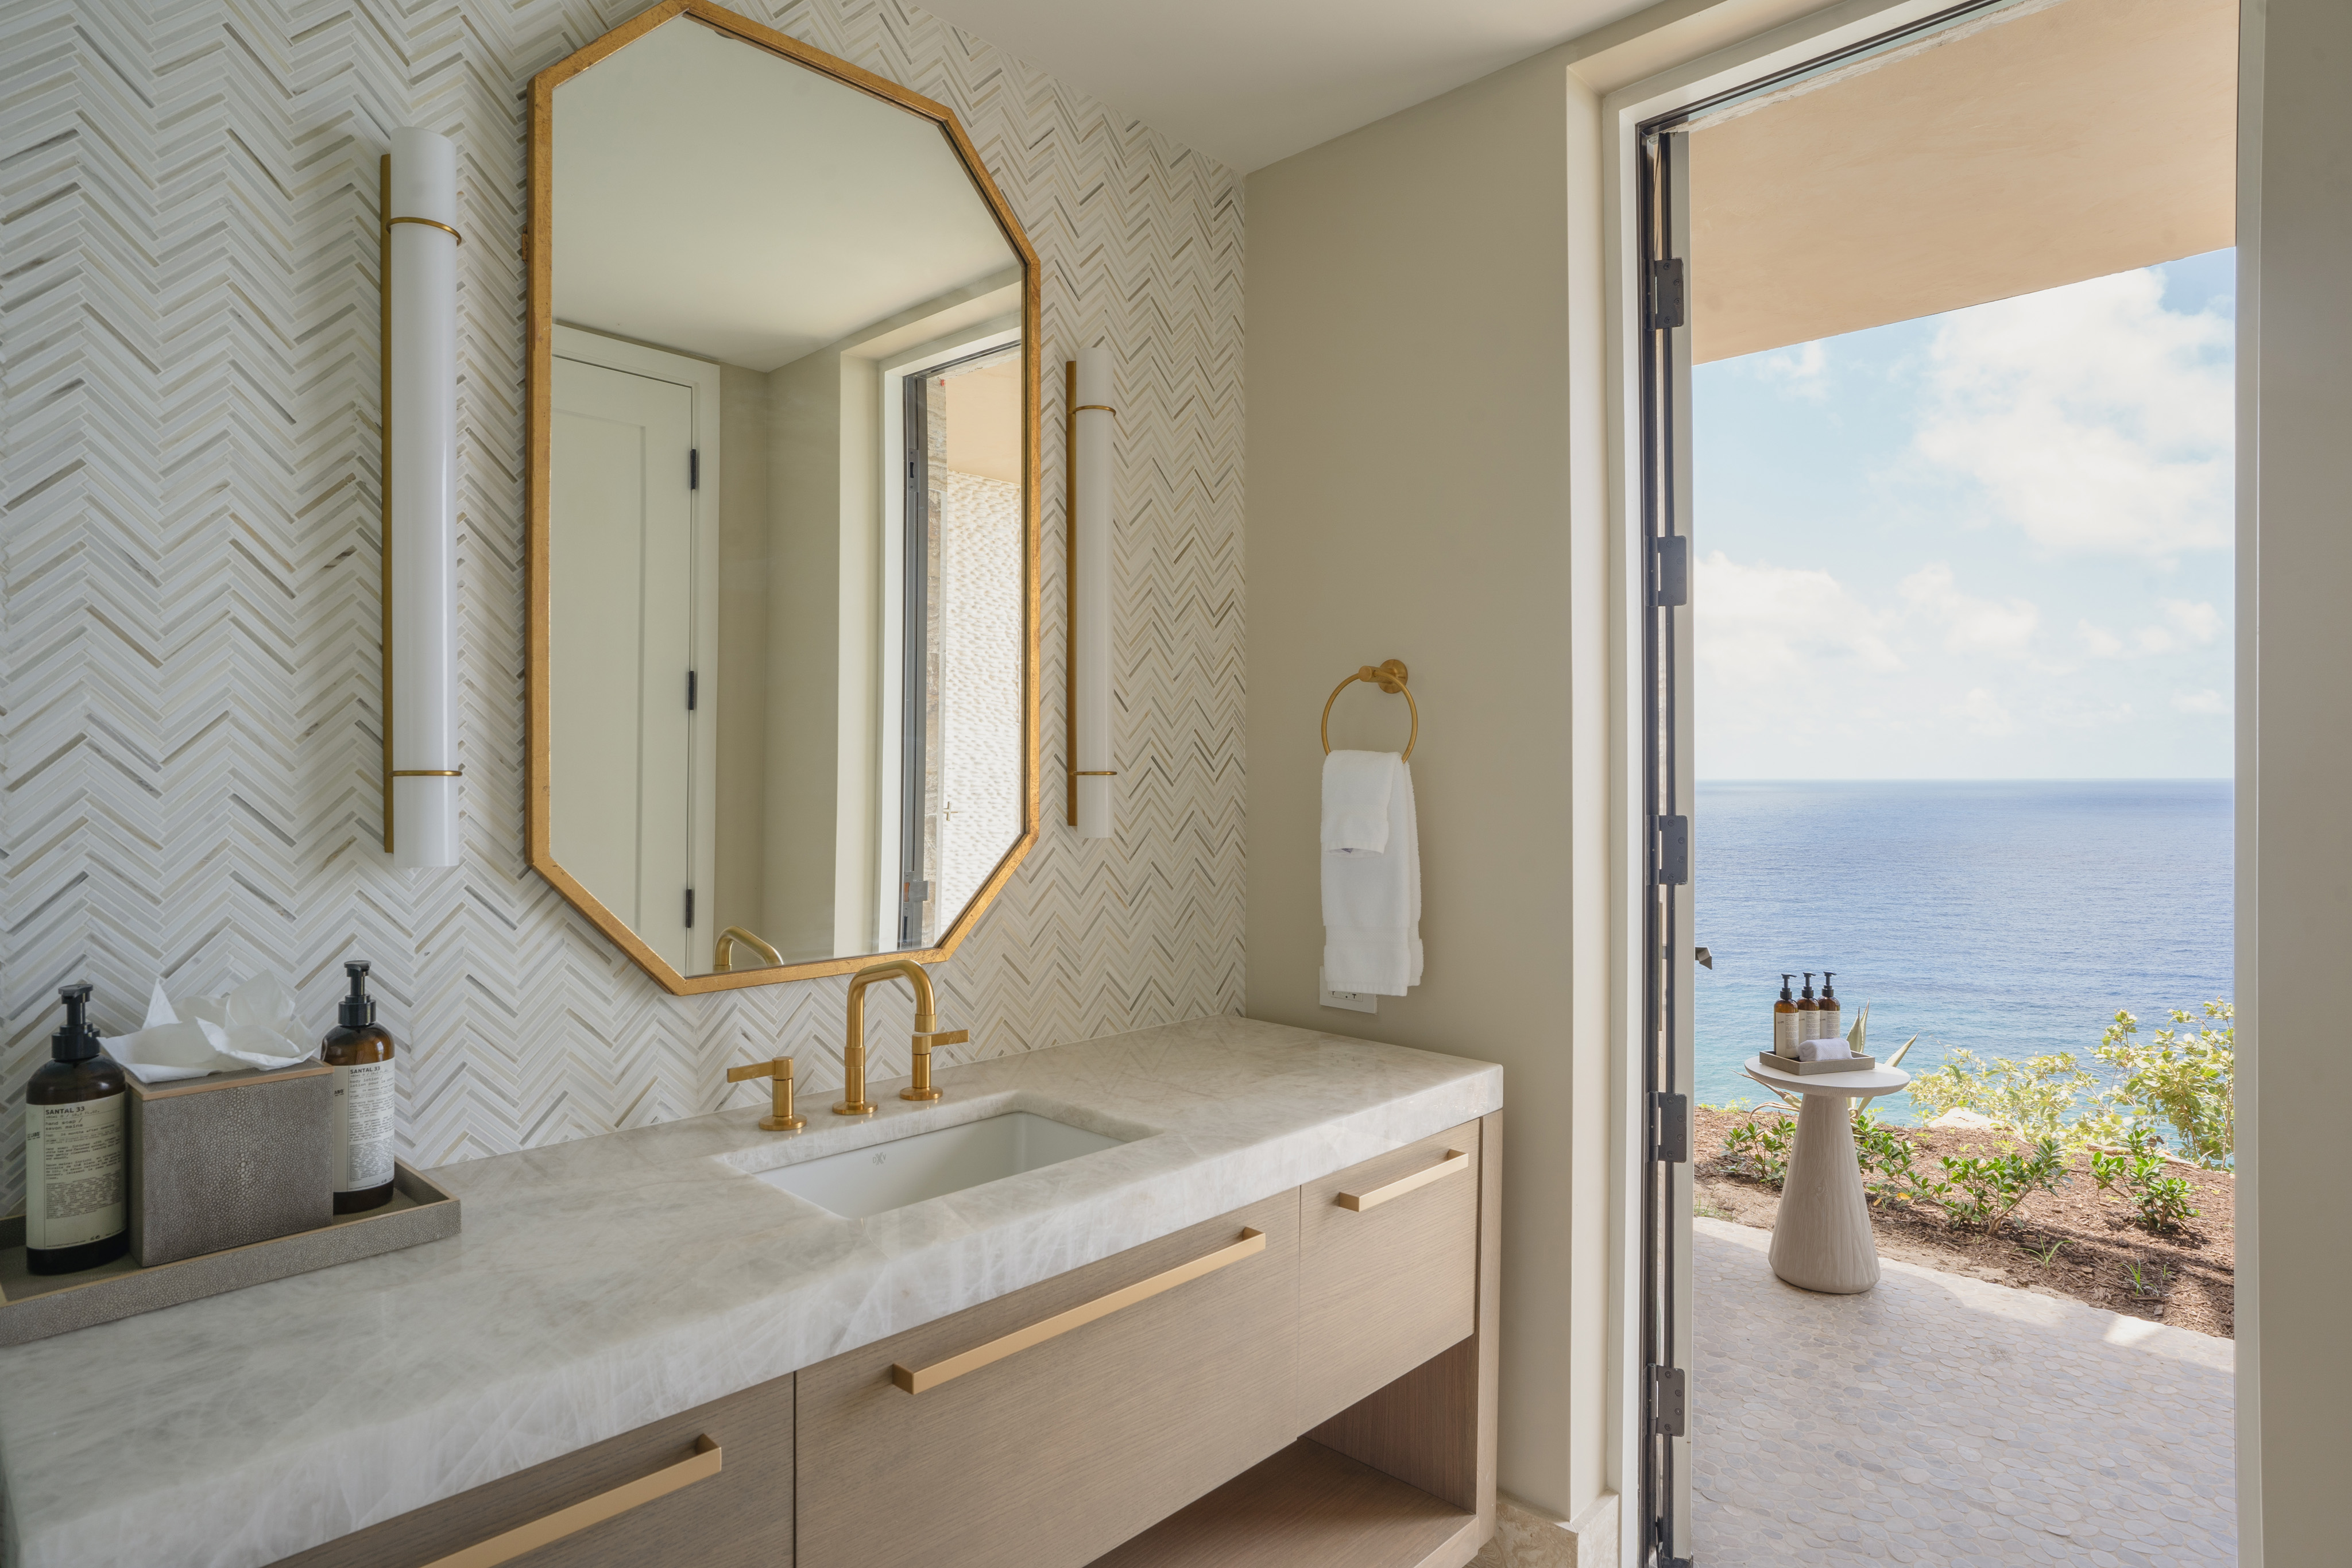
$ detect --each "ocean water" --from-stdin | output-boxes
[1691,780,2234,1118]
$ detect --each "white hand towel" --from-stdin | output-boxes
[1795,1037,1850,1063]
[1322,754,1423,996]
[1320,749,1394,854]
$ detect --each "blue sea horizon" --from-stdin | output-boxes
[1692,778,2234,1121]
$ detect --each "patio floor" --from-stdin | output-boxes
[1689,1217,2236,1567]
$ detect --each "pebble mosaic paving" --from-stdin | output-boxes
[1689,1218,2235,1567]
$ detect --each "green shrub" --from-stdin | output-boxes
[2095,1002,2234,1170]
[1905,1050,2102,1145]
[1721,1108,1794,1184]
[1931,1136,2067,1238]
[2090,1125,2202,1233]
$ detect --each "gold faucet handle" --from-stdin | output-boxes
[900,1029,966,1104]
[726,1056,806,1132]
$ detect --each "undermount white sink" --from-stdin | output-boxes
[755,1112,1126,1218]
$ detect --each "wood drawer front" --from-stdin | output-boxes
[1297,1122,1481,1430]
[796,1190,1299,1568]
[271,1374,792,1568]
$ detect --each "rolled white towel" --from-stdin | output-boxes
[1795,1037,1850,1063]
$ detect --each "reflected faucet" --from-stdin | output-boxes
[835,959,969,1116]
[713,926,784,974]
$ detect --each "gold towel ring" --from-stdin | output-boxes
[1321,660,1417,760]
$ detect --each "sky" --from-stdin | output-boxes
[1692,250,2236,780]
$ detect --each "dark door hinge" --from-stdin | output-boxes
[1649,1090,1689,1163]
[1647,257,1686,332]
[1651,535,1689,608]
[1655,814,1689,886]
[687,669,698,711]
[684,888,695,928]
[1647,1364,1689,1437]
[689,448,699,490]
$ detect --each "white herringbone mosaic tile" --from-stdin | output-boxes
[0,0,1245,1207]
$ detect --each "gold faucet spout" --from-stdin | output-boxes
[712,926,784,974]
[837,959,960,1114]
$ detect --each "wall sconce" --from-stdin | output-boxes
[381,127,462,869]
[1067,347,1115,839]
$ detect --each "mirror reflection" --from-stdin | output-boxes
[544,14,1030,980]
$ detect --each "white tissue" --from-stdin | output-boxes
[103,976,318,1084]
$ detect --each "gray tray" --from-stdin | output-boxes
[1755,1052,1878,1076]
[0,1160,458,1347]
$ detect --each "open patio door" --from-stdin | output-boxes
[1637,122,1699,1568]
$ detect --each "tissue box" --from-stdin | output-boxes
[126,1064,333,1265]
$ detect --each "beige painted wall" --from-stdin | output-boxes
[2239,1,2351,1559]
[1248,49,1620,1523]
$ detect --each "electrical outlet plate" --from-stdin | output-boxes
[1319,969,1377,1014]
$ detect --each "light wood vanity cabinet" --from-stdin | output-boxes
[273,1373,794,1568]
[798,1190,1302,1568]
[274,1114,1495,1568]
[1297,1125,1481,1430]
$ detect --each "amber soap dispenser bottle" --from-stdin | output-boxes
[1773,974,1800,1056]
[25,983,130,1275]
[322,961,397,1213]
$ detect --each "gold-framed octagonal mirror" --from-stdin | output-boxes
[526,0,1040,993]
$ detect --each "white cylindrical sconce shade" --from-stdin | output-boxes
[386,127,460,869]
[1071,348,1115,839]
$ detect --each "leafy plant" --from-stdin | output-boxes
[1906,1050,2103,1145]
[2095,1002,2234,1170]
[2029,1236,2069,1268]
[2091,1126,2202,1234]
[1933,1136,2066,1238]
[1721,1107,1794,1184]
[1851,1105,1930,1207]
[2123,1256,2172,1299]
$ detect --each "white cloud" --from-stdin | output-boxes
[1953,687,2014,735]
[2158,598,2223,643]
[1759,340,1829,400]
[1897,563,2040,659]
[2173,689,2229,715]
[1911,269,2232,562]
[1695,552,1901,699]
[2081,599,2223,657]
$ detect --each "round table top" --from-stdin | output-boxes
[1743,1059,1912,1098]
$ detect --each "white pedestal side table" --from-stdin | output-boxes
[1742,1059,1913,1294]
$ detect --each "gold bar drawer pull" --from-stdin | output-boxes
[421,1435,721,1568]
[1336,1148,1469,1212]
[892,1228,1267,1394]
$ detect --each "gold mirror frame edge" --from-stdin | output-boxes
[523,0,1044,996]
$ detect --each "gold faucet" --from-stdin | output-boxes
[713,926,784,974]
[725,1056,806,1132]
[836,959,970,1115]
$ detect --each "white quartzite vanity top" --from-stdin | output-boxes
[0,1016,1502,1568]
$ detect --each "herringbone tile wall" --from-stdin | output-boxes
[0,0,1245,1208]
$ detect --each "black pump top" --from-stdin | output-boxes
[52,982,99,1062]
[1778,974,1795,1002]
[1800,972,1816,1000]
[1821,971,1837,1001]
[339,961,377,1028]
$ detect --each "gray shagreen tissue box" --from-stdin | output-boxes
[125,1064,333,1265]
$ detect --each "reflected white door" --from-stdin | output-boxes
[551,355,695,971]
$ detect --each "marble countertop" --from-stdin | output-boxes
[0,1015,1501,1568]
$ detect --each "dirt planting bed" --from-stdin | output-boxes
[1693,1105,2235,1337]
